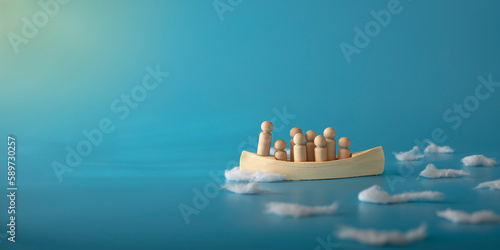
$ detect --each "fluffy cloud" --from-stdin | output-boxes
[461,155,498,167]
[393,146,424,161]
[437,208,500,224]
[358,185,444,204]
[424,142,454,154]
[225,167,286,182]
[265,201,338,217]
[474,179,500,190]
[221,182,268,194]
[419,163,469,178]
[336,224,427,246]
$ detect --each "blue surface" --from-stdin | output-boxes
[1,0,500,249]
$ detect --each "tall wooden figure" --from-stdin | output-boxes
[293,133,307,162]
[338,137,351,159]
[305,130,316,161]
[274,140,287,161]
[257,121,273,156]
[314,135,327,162]
[323,127,336,161]
[289,127,302,162]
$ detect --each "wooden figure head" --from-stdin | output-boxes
[305,130,316,142]
[274,139,286,150]
[314,135,326,147]
[323,127,336,139]
[289,127,303,137]
[339,137,351,148]
[293,133,306,145]
[261,121,273,133]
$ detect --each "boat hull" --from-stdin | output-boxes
[239,146,385,181]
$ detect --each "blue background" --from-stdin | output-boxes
[1,0,500,249]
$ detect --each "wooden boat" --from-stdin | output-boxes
[239,146,384,181]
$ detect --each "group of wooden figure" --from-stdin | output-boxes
[256,121,352,162]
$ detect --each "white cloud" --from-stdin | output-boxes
[358,185,444,204]
[419,163,469,178]
[336,224,427,246]
[461,155,498,167]
[474,179,500,190]
[423,142,454,154]
[393,146,424,161]
[225,167,286,182]
[437,208,500,224]
[221,182,268,194]
[265,201,338,218]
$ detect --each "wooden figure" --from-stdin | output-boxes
[314,135,327,162]
[257,121,273,156]
[305,130,316,161]
[293,133,306,162]
[289,127,302,162]
[323,127,336,161]
[338,137,351,159]
[274,139,287,161]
